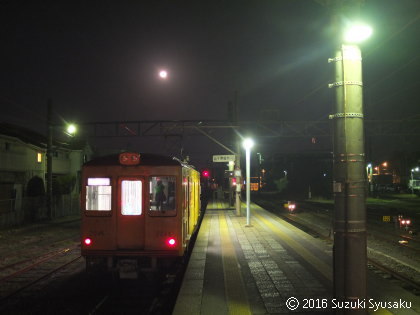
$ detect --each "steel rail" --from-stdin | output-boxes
[254,199,420,294]
[0,251,82,301]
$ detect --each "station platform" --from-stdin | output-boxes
[173,200,332,314]
[173,201,420,314]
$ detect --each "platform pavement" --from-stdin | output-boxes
[173,200,333,314]
[173,200,420,314]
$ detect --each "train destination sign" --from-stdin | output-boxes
[213,155,235,162]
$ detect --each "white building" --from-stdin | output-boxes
[0,123,92,225]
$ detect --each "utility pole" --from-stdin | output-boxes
[46,99,53,220]
[330,43,367,313]
[328,0,368,311]
[232,91,242,216]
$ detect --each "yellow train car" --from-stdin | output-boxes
[80,152,201,276]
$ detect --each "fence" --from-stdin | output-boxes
[0,194,80,229]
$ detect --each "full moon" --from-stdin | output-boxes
[159,70,168,79]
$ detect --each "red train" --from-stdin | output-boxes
[80,152,201,277]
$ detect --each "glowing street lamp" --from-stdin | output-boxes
[243,138,254,226]
[343,23,373,44]
[66,124,77,136]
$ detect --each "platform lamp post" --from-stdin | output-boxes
[243,138,254,226]
[329,23,372,313]
[411,167,419,195]
[366,163,372,195]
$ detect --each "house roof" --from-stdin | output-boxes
[0,122,46,148]
[0,122,89,151]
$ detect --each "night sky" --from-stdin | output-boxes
[1,1,419,162]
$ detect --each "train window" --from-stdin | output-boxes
[149,176,176,212]
[121,180,142,215]
[86,178,111,211]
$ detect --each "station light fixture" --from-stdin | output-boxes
[66,124,77,135]
[343,23,373,43]
[242,138,254,150]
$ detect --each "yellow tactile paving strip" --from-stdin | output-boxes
[219,212,252,315]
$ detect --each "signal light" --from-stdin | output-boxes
[84,238,92,246]
[202,170,210,178]
[167,238,176,247]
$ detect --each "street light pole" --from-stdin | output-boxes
[411,169,414,195]
[235,141,241,217]
[243,138,254,226]
[411,167,419,194]
[329,41,368,311]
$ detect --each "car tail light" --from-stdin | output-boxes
[167,238,176,247]
[84,238,92,246]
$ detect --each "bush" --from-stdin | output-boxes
[274,177,288,193]
[27,176,45,197]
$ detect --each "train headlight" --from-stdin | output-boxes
[84,238,92,246]
[167,238,176,247]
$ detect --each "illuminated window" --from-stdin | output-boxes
[88,178,110,186]
[149,176,176,212]
[37,152,42,163]
[121,180,142,215]
[86,178,111,211]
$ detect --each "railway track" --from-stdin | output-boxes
[0,245,81,302]
[254,198,420,295]
[298,203,420,254]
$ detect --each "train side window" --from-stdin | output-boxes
[86,178,111,211]
[121,180,142,215]
[149,176,176,212]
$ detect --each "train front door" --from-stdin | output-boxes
[117,177,145,249]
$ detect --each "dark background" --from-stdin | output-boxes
[1,0,419,166]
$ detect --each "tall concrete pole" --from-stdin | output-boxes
[243,138,254,226]
[245,146,251,226]
[46,99,53,220]
[235,142,241,216]
[329,44,367,313]
[233,91,242,217]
